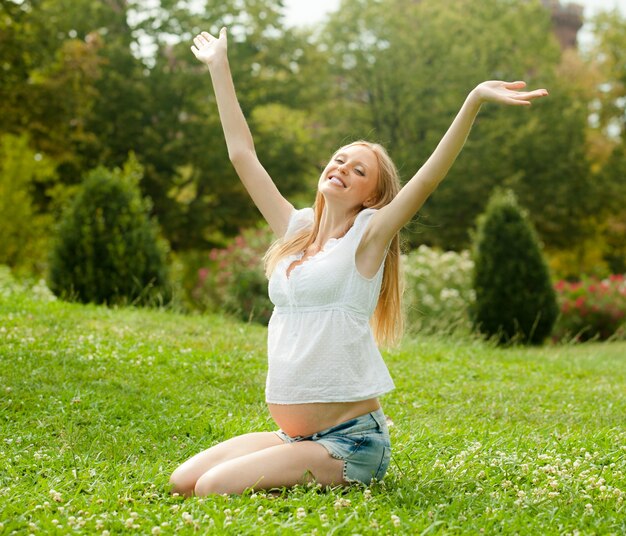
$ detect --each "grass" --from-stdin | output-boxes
[1,275,625,535]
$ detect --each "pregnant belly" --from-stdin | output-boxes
[268,398,380,437]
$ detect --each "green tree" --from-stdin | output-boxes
[123,0,331,249]
[319,0,594,251]
[471,190,558,344]
[584,9,626,273]
[589,9,626,139]
[1,0,330,254]
[597,144,626,273]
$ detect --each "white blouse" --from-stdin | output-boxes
[265,207,395,404]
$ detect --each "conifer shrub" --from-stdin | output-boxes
[471,190,558,344]
[48,158,172,306]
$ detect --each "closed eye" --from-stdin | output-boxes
[335,158,365,176]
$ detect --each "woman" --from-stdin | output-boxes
[169,27,548,496]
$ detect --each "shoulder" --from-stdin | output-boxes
[284,207,314,239]
[353,208,378,231]
[357,207,378,219]
[354,208,388,279]
[350,208,379,247]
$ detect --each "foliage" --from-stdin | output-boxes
[471,190,558,344]
[0,265,57,303]
[596,144,626,274]
[0,134,57,274]
[552,275,626,342]
[0,0,327,253]
[193,226,274,324]
[546,236,611,282]
[48,156,172,306]
[320,0,597,251]
[580,10,626,274]
[589,9,626,139]
[2,0,624,288]
[1,295,626,534]
[402,245,475,335]
[251,104,322,201]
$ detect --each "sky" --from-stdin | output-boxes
[283,0,626,49]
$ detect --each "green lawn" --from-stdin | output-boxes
[1,284,625,535]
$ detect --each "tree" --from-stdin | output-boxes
[583,9,626,273]
[588,9,626,140]
[471,190,558,345]
[1,0,331,256]
[123,0,331,248]
[318,0,594,251]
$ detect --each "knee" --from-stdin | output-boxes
[168,467,196,497]
[194,468,234,496]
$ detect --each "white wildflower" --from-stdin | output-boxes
[334,498,351,509]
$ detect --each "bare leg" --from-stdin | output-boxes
[169,432,283,496]
[194,441,346,496]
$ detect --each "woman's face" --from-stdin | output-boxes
[318,144,379,210]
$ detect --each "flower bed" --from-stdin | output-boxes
[402,245,475,335]
[193,227,274,325]
[553,275,626,342]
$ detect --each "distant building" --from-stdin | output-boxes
[542,0,584,49]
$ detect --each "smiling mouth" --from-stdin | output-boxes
[328,175,346,188]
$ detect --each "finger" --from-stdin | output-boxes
[190,45,199,55]
[505,97,531,106]
[220,27,227,38]
[516,89,549,100]
[201,31,215,41]
[193,36,204,48]
[504,80,526,89]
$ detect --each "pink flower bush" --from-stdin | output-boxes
[553,274,626,342]
[193,226,274,324]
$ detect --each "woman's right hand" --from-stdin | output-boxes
[191,28,227,67]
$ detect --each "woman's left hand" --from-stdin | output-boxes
[472,80,548,106]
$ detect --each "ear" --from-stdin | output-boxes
[363,197,375,208]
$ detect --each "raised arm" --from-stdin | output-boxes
[191,28,293,236]
[368,81,549,244]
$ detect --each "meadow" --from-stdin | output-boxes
[1,280,625,535]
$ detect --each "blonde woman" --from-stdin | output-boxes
[169,27,548,496]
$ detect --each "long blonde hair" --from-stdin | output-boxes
[264,141,403,346]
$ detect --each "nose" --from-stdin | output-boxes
[338,163,348,174]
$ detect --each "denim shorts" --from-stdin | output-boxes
[274,408,392,485]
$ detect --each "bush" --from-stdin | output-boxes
[48,157,172,306]
[471,190,558,344]
[552,275,626,342]
[0,134,57,275]
[0,265,57,303]
[193,226,274,324]
[402,245,475,335]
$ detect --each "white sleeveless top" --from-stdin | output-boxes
[266,206,395,404]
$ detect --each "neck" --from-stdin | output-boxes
[315,204,361,245]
